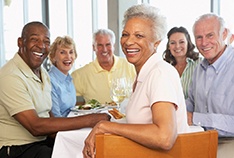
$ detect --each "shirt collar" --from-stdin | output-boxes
[93,55,118,73]
[186,57,195,64]
[138,53,162,82]
[13,53,43,82]
[200,45,232,73]
[50,65,72,82]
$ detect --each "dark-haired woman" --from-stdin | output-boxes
[163,26,202,99]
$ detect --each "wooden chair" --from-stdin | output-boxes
[95,130,218,158]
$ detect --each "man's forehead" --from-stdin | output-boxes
[195,22,218,34]
[25,26,50,37]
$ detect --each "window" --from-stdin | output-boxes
[1,0,107,69]
[72,0,93,69]
[3,0,24,62]
[0,0,231,68]
[49,0,67,42]
[220,0,234,34]
[149,0,210,54]
[28,0,42,22]
[49,0,107,69]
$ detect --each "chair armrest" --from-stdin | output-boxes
[95,130,218,158]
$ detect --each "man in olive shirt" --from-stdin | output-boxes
[0,21,110,158]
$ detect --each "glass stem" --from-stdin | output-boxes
[117,103,121,112]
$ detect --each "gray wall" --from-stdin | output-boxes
[108,0,140,57]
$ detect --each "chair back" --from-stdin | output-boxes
[95,130,218,158]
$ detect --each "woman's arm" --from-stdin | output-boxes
[83,101,178,158]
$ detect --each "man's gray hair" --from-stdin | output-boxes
[193,13,226,36]
[93,28,116,45]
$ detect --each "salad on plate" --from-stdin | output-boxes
[70,99,104,114]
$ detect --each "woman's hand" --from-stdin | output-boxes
[83,129,96,158]
[82,121,108,158]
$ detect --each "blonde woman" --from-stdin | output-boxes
[49,36,77,117]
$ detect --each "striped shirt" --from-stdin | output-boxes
[181,57,202,99]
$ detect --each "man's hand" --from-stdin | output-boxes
[187,112,193,125]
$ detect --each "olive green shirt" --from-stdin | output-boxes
[0,53,52,148]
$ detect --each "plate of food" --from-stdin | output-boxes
[70,99,105,114]
[70,106,103,114]
[104,101,118,108]
[108,108,126,123]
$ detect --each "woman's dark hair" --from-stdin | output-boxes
[163,26,199,66]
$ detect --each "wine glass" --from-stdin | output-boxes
[110,77,127,112]
[125,77,134,98]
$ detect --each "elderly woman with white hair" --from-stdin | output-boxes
[82,4,190,158]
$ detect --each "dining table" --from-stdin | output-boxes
[51,102,204,158]
[51,108,126,158]
[51,127,92,158]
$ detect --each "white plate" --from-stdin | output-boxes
[70,106,104,114]
[102,103,118,109]
[111,117,126,123]
[104,105,118,109]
